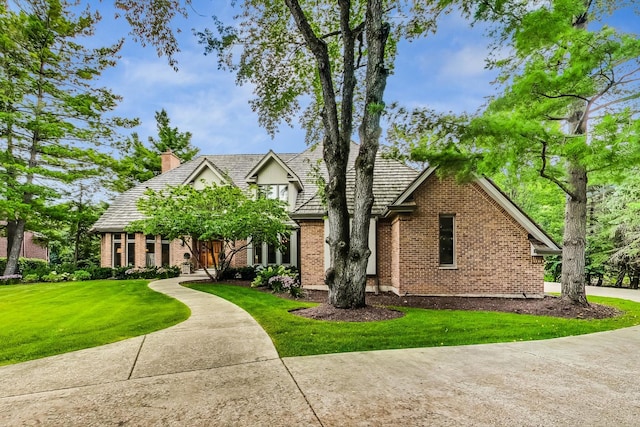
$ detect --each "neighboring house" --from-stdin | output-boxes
[92,145,561,297]
[0,230,49,262]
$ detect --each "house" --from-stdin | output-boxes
[0,229,49,262]
[92,145,561,297]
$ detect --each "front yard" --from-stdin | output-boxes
[0,280,190,366]
[189,283,640,357]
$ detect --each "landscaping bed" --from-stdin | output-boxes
[191,280,621,321]
[293,291,620,322]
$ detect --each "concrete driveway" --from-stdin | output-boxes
[1,276,639,426]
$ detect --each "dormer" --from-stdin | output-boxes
[245,151,303,207]
[183,158,230,189]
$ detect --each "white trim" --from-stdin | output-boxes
[182,158,229,186]
[389,167,560,253]
[245,150,303,190]
[391,167,437,206]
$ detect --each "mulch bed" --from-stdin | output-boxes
[290,290,621,322]
[186,279,621,322]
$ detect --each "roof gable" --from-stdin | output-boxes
[245,150,303,190]
[386,167,561,254]
[183,158,230,188]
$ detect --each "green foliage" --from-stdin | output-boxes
[0,257,48,276]
[221,266,258,281]
[251,265,297,288]
[0,0,136,275]
[191,284,640,358]
[251,265,302,297]
[71,270,92,281]
[128,183,290,279]
[0,279,189,366]
[109,109,199,192]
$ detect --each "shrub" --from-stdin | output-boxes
[88,266,114,280]
[72,270,92,281]
[0,257,50,277]
[22,274,41,283]
[252,265,301,297]
[113,265,181,280]
[41,271,71,283]
[251,265,290,288]
[221,266,257,280]
[267,274,303,298]
[0,274,22,285]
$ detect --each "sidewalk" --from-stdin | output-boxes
[1,278,639,426]
[0,272,321,426]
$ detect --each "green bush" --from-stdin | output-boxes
[113,265,181,280]
[41,271,71,283]
[0,257,50,277]
[221,266,258,280]
[87,266,114,280]
[251,265,298,289]
[72,270,92,281]
[21,274,41,283]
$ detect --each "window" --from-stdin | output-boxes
[253,241,263,264]
[127,233,136,266]
[439,215,455,267]
[146,235,155,267]
[259,184,288,203]
[267,243,277,264]
[252,233,295,266]
[280,237,291,264]
[161,236,170,266]
[113,234,122,268]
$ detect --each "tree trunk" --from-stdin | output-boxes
[3,219,26,276]
[631,271,639,290]
[560,163,589,306]
[614,267,626,287]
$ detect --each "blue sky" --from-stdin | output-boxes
[89,2,636,156]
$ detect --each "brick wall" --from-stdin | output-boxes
[229,240,247,268]
[100,233,112,267]
[298,220,325,286]
[0,232,49,261]
[392,174,544,296]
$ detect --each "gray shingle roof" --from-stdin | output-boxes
[92,145,418,232]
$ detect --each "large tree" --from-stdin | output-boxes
[189,1,449,308]
[390,0,640,305]
[0,0,135,276]
[115,1,454,308]
[110,108,199,193]
[128,183,290,282]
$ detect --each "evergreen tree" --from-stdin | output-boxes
[110,108,199,193]
[0,0,135,275]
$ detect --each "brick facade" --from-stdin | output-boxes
[298,220,325,287]
[0,232,49,261]
[296,175,545,297]
[385,175,544,296]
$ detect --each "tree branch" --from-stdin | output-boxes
[538,138,578,199]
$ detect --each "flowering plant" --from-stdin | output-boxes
[268,275,303,297]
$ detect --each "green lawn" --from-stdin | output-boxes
[190,283,640,357]
[0,280,190,366]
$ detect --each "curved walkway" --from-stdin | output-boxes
[1,278,639,426]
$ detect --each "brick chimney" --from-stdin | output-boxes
[161,150,181,173]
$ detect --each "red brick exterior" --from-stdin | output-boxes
[296,175,545,297]
[298,220,325,287]
[98,175,545,296]
[0,232,49,261]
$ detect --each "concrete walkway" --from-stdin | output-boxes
[1,278,639,426]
